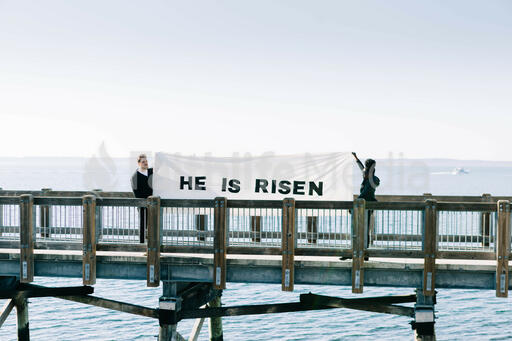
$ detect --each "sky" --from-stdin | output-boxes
[1,1,511,160]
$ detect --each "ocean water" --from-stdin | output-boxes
[1,157,512,340]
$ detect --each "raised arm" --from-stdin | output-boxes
[352,152,364,171]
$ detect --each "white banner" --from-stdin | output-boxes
[153,152,353,201]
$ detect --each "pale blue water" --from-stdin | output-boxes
[1,157,512,340]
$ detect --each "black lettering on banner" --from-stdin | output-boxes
[228,179,241,193]
[221,177,227,192]
[195,176,207,190]
[309,181,323,196]
[180,176,193,190]
[255,179,269,193]
[293,181,306,195]
[278,180,291,194]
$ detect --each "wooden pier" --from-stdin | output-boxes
[0,190,511,340]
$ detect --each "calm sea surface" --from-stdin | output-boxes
[1,157,511,340]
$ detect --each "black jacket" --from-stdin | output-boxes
[131,168,153,198]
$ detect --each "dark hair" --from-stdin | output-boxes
[137,154,147,163]
[364,159,376,179]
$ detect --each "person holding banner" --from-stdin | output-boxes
[353,152,380,253]
[130,154,153,243]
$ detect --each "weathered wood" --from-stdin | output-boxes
[39,188,52,238]
[161,199,215,208]
[0,284,93,299]
[147,196,161,287]
[195,214,207,242]
[19,194,34,283]
[33,197,83,206]
[294,201,353,210]
[82,195,97,285]
[423,199,437,296]
[366,201,426,211]
[14,296,29,341]
[227,200,282,209]
[352,199,365,293]
[188,316,206,341]
[179,302,333,320]
[213,198,227,290]
[300,293,415,317]
[496,200,510,297]
[480,194,492,247]
[307,216,318,244]
[0,299,15,328]
[282,198,295,291]
[208,296,223,341]
[59,294,159,318]
[300,293,417,305]
[159,324,186,341]
[250,216,261,243]
[436,202,496,212]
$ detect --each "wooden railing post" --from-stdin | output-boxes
[147,196,161,287]
[40,188,51,238]
[196,214,207,242]
[82,195,96,285]
[282,198,295,291]
[480,193,492,247]
[423,199,438,296]
[496,200,510,297]
[19,194,34,283]
[213,197,227,290]
[352,198,365,293]
[307,216,318,244]
[251,216,261,243]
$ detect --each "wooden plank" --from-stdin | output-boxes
[213,197,227,290]
[423,199,437,296]
[300,293,415,317]
[250,216,261,243]
[0,285,93,299]
[227,200,282,209]
[208,296,223,341]
[366,201,426,211]
[282,198,295,291]
[436,202,496,212]
[0,299,15,328]
[188,316,206,341]
[96,198,148,207]
[352,199,365,293]
[19,194,34,283]
[33,197,83,206]
[58,294,159,318]
[294,201,353,210]
[496,200,510,297]
[307,216,317,244]
[196,214,207,242]
[480,194,492,248]
[147,196,161,287]
[82,195,97,285]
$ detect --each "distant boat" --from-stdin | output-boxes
[452,167,470,175]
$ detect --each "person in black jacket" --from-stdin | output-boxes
[131,154,153,243]
[353,152,380,252]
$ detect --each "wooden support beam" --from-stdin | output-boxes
[147,196,161,287]
[307,216,317,244]
[14,296,29,341]
[19,194,34,283]
[188,315,206,341]
[250,216,261,243]
[300,293,414,317]
[423,199,437,296]
[58,294,159,318]
[208,296,223,341]
[82,195,96,285]
[282,198,295,292]
[0,284,93,299]
[0,299,15,328]
[352,199,365,293]
[496,200,510,297]
[159,325,186,341]
[213,198,227,290]
[195,214,207,242]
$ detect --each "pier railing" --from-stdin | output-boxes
[0,191,510,297]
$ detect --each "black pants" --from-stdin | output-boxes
[139,207,147,243]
